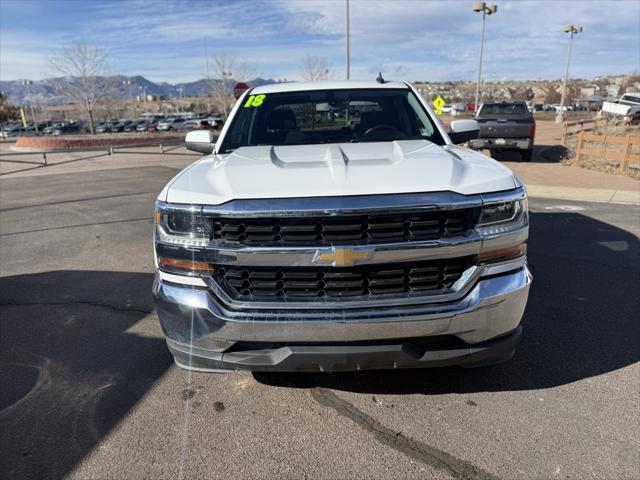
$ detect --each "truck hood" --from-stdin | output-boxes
[163,140,517,205]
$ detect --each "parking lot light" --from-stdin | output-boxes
[556,24,583,123]
[473,3,498,113]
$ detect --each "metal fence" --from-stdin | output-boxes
[0,140,195,167]
[0,140,200,177]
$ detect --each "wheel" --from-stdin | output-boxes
[520,149,532,162]
[489,150,500,159]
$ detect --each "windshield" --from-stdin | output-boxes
[620,94,640,105]
[219,88,444,153]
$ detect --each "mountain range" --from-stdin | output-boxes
[0,75,275,105]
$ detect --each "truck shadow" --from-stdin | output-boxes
[254,210,640,394]
[489,144,567,163]
[0,270,170,480]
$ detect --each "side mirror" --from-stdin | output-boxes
[449,119,479,144]
[185,129,215,154]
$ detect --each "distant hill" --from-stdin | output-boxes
[0,75,275,105]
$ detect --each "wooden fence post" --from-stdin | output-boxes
[575,131,584,163]
[620,135,632,172]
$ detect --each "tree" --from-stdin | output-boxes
[620,74,640,94]
[207,53,253,119]
[299,55,330,82]
[49,42,111,134]
[0,92,20,123]
[542,82,561,104]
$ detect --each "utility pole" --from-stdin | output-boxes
[472,3,497,112]
[556,24,582,123]
[204,38,212,112]
[22,80,38,132]
[345,0,350,80]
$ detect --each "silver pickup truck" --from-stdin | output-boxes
[153,81,532,373]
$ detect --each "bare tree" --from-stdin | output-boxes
[299,55,330,82]
[0,92,20,123]
[542,82,561,104]
[49,42,111,134]
[207,53,254,119]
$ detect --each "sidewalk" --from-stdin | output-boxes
[505,158,640,205]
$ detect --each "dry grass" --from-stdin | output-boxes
[561,120,640,179]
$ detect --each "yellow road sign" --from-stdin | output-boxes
[432,95,445,115]
[20,107,27,128]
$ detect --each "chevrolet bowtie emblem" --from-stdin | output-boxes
[313,247,373,267]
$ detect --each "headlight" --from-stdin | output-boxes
[154,203,211,247]
[476,197,528,235]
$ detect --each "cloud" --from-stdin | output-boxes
[0,0,638,83]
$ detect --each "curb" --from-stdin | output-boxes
[11,135,184,152]
[526,184,639,206]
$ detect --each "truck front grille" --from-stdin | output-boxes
[210,209,478,246]
[215,257,473,301]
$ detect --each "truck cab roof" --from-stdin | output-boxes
[251,80,410,95]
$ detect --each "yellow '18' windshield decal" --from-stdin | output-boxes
[244,94,266,108]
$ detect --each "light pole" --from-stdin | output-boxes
[345,0,350,80]
[556,24,582,123]
[21,80,38,132]
[177,87,184,112]
[472,2,497,112]
[123,79,133,116]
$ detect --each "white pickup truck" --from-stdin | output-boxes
[601,92,640,122]
[153,81,531,372]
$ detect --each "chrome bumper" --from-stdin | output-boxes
[154,265,531,351]
[470,138,533,150]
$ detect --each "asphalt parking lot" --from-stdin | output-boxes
[1,155,639,480]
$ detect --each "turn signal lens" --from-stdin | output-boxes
[158,257,214,273]
[477,243,526,263]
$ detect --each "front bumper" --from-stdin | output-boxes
[154,265,531,372]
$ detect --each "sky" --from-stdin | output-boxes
[1,0,638,83]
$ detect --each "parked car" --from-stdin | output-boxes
[136,121,151,132]
[95,122,110,134]
[43,122,67,135]
[181,119,201,130]
[202,116,224,129]
[450,103,467,116]
[109,120,127,133]
[470,100,535,161]
[123,119,144,132]
[153,80,531,373]
[50,123,81,136]
[157,117,185,131]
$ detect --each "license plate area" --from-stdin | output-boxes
[495,138,506,145]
